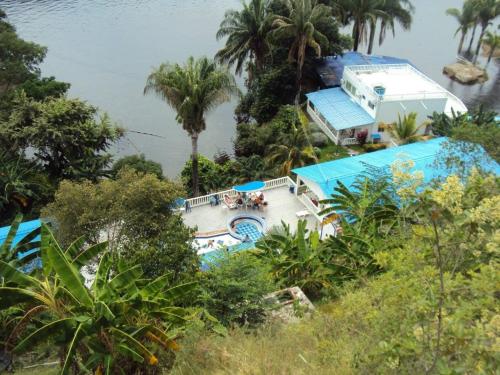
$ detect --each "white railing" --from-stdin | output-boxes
[306,103,339,144]
[185,176,296,208]
[341,137,358,146]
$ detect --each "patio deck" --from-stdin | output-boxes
[182,185,320,235]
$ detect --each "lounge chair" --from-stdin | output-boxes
[224,194,237,209]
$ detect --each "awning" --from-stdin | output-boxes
[306,87,374,131]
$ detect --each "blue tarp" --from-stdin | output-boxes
[292,138,500,198]
[316,52,415,87]
[306,87,374,130]
[0,219,41,260]
[234,181,265,192]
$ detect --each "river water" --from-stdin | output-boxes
[1,0,498,176]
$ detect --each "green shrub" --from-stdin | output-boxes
[363,143,387,152]
[199,252,276,327]
[111,153,163,179]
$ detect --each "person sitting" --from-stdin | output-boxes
[236,192,243,206]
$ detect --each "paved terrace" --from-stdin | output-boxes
[181,177,321,235]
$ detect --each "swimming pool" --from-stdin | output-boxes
[227,214,266,242]
[195,214,267,270]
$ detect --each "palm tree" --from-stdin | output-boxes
[446,2,476,53]
[388,112,423,145]
[483,30,500,63]
[368,0,414,55]
[319,178,398,226]
[266,125,316,175]
[216,0,272,78]
[344,0,387,52]
[472,0,500,62]
[255,220,332,297]
[144,57,238,197]
[271,0,332,104]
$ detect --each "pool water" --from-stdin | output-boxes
[235,221,263,242]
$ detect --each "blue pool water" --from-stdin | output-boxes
[235,222,263,242]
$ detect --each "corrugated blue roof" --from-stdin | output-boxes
[292,138,500,198]
[316,52,415,87]
[0,219,41,259]
[306,87,374,130]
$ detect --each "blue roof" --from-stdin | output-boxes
[306,87,374,130]
[316,52,415,87]
[0,219,41,260]
[292,138,500,198]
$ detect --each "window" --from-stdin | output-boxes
[377,123,386,133]
[368,101,375,110]
[345,80,357,96]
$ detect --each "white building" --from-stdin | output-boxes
[307,64,468,146]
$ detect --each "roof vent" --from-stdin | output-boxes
[374,85,386,97]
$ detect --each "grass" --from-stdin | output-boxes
[170,302,363,375]
[13,366,58,375]
[317,143,349,163]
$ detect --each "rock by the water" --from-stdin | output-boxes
[443,61,487,84]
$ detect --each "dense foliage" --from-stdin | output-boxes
[111,154,164,180]
[1,93,122,182]
[199,253,275,327]
[430,106,500,162]
[0,225,197,374]
[42,169,184,250]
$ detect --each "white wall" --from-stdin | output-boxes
[341,71,379,118]
[375,98,447,134]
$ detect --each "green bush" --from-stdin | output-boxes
[199,252,276,327]
[363,143,387,152]
[111,154,163,179]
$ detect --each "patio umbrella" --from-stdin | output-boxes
[233,181,265,193]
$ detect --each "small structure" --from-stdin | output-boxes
[307,63,468,146]
[265,287,315,323]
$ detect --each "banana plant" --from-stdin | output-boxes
[255,220,333,297]
[0,224,196,374]
[0,215,41,269]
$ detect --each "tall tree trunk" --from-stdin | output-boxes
[353,20,361,52]
[367,19,376,55]
[474,25,487,63]
[191,134,199,197]
[295,40,306,106]
[487,43,495,64]
[467,23,477,53]
[458,31,466,54]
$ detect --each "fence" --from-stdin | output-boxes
[185,176,296,208]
